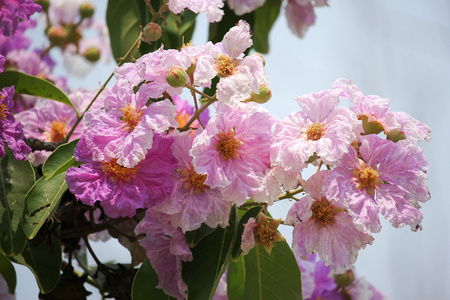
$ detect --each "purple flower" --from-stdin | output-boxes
[66,134,177,218]
[0,86,31,160]
[156,131,230,233]
[168,0,224,23]
[0,55,4,73]
[135,208,192,300]
[173,94,210,131]
[191,103,274,205]
[285,0,316,38]
[83,82,177,168]
[227,0,266,15]
[324,134,429,233]
[272,88,357,174]
[285,171,373,274]
[0,0,41,36]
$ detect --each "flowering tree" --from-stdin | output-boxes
[0,0,431,299]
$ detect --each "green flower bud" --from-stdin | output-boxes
[47,26,67,46]
[142,23,162,43]
[360,115,384,135]
[79,3,95,19]
[334,269,355,288]
[244,83,272,104]
[252,53,266,66]
[386,129,406,143]
[83,47,101,62]
[165,66,188,88]
[35,0,50,11]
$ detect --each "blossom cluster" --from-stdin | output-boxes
[61,20,433,299]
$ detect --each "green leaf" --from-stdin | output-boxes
[11,227,62,294]
[0,250,16,294]
[252,0,282,54]
[0,71,77,114]
[132,258,177,300]
[0,146,36,256]
[184,223,217,248]
[231,206,264,260]
[237,243,302,300]
[22,172,68,239]
[42,139,80,179]
[226,255,245,300]
[183,206,238,300]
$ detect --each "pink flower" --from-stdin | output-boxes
[173,94,210,131]
[0,86,31,160]
[190,103,274,205]
[83,82,177,168]
[156,131,230,233]
[324,134,429,233]
[168,0,224,23]
[0,0,41,36]
[285,171,373,274]
[272,88,357,174]
[285,0,316,38]
[135,208,192,300]
[227,0,266,16]
[66,134,176,218]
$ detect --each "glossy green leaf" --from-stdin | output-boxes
[0,146,36,256]
[185,223,217,248]
[42,139,80,179]
[22,172,68,239]
[183,206,238,300]
[11,228,62,294]
[226,255,245,300]
[0,250,16,294]
[132,258,177,300]
[0,71,77,114]
[253,0,282,53]
[231,206,264,260]
[240,243,302,300]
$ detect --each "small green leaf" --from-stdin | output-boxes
[132,258,177,300]
[185,223,217,248]
[183,206,238,300]
[11,228,62,294]
[231,206,264,260]
[22,172,68,239]
[0,250,16,294]
[0,146,36,256]
[253,0,282,53]
[0,71,77,114]
[242,243,302,300]
[42,139,80,179]
[227,255,245,300]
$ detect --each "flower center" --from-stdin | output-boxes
[176,112,191,128]
[305,122,325,141]
[311,199,335,228]
[358,167,379,189]
[215,54,235,77]
[49,120,68,142]
[216,129,242,160]
[0,102,9,121]
[121,104,142,132]
[101,158,140,181]
[188,170,208,194]
[256,225,277,248]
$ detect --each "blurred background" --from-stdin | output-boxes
[14,0,450,299]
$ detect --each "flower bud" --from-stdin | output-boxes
[252,53,266,66]
[47,26,67,46]
[35,0,50,11]
[165,66,187,88]
[142,23,162,43]
[334,269,355,288]
[79,3,95,19]
[244,83,272,104]
[360,115,384,135]
[83,47,101,62]
[386,129,406,143]
[186,63,196,76]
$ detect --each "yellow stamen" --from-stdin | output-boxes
[0,103,9,121]
[215,54,235,77]
[49,120,68,142]
[101,158,140,181]
[215,129,242,160]
[256,225,277,248]
[312,200,335,228]
[121,104,142,132]
[305,122,325,141]
[188,170,208,194]
[358,167,380,189]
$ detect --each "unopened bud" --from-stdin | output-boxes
[35,0,50,11]
[386,129,406,143]
[142,23,162,43]
[83,47,101,62]
[244,83,272,104]
[360,115,384,135]
[252,53,266,66]
[47,26,67,46]
[186,63,196,76]
[334,269,355,288]
[79,3,95,19]
[165,66,187,88]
